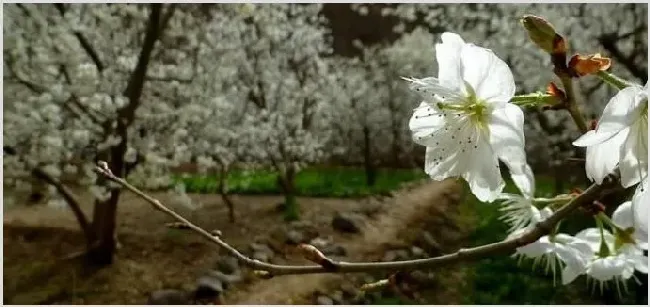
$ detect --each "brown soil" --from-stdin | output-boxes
[3,178,464,304]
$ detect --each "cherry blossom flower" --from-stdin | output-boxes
[498,192,573,233]
[406,32,530,202]
[573,83,648,187]
[507,206,593,283]
[612,198,648,250]
[562,227,647,288]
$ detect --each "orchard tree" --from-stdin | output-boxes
[330,27,437,184]
[3,3,186,265]
[231,4,338,220]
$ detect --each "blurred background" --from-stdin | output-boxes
[2,3,647,305]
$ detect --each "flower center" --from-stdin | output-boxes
[436,82,490,129]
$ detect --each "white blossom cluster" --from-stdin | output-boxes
[403,30,647,289]
[353,3,646,171]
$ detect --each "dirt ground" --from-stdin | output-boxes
[3,178,467,304]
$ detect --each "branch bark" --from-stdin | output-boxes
[94,163,621,276]
[32,168,93,242]
[53,3,105,73]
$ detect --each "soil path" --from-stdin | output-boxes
[225,178,461,304]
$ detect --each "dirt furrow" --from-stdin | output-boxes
[225,178,461,304]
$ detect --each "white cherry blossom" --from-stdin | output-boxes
[573,83,648,187]
[406,32,530,202]
[562,227,648,286]
[508,206,593,283]
[612,200,648,250]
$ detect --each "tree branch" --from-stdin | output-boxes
[120,3,164,126]
[53,3,105,73]
[32,168,93,241]
[94,163,621,276]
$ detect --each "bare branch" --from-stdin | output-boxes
[59,65,106,125]
[4,58,47,94]
[32,168,93,241]
[94,162,621,277]
[120,3,164,126]
[54,3,105,72]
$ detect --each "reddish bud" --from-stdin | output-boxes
[568,53,612,77]
[546,82,566,100]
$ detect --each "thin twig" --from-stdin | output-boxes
[557,74,589,133]
[93,163,619,276]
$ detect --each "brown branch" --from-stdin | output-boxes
[32,168,93,241]
[94,163,621,276]
[59,65,106,125]
[120,3,163,126]
[159,3,177,33]
[4,58,46,94]
[54,3,105,72]
[549,46,589,133]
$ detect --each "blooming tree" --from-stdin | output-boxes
[2,3,198,265]
[329,27,437,183]
[228,4,338,220]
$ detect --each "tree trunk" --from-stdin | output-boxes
[218,165,236,223]
[362,126,376,186]
[84,4,165,267]
[279,165,298,221]
[87,189,120,266]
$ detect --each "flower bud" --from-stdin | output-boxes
[568,53,611,77]
[521,15,562,54]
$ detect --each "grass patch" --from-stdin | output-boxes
[176,167,427,197]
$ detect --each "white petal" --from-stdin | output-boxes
[421,117,476,179]
[462,136,504,202]
[404,77,463,102]
[633,254,648,274]
[409,102,446,146]
[562,263,583,285]
[435,32,465,92]
[596,85,646,134]
[632,179,649,249]
[516,236,554,257]
[587,257,624,281]
[612,201,634,229]
[511,163,535,198]
[489,104,531,195]
[489,104,526,163]
[572,129,618,147]
[584,130,626,184]
[576,228,613,252]
[555,243,589,273]
[618,117,648,188]
[459,44,515,107]
[423,115,503,202]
